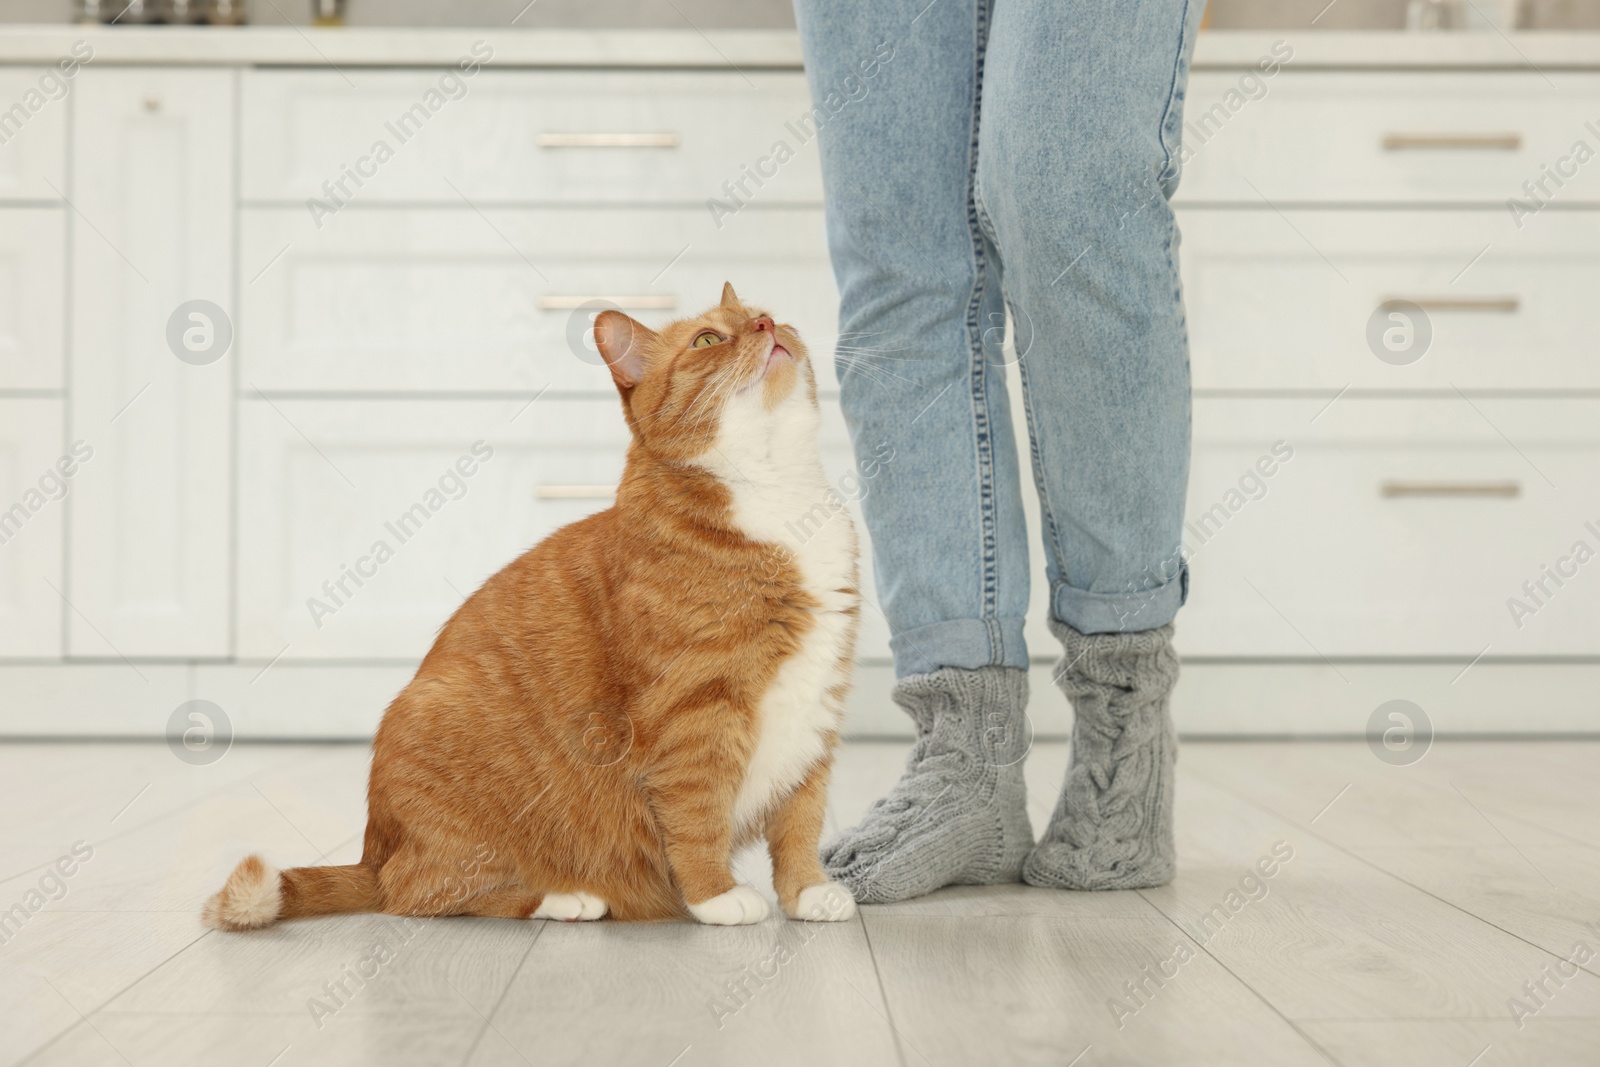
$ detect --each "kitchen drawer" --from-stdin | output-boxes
[1177,72,1600,204]
[0,399,64,658]
[238,397,628,659]
[0,68,68,201]
[1176,397,1600,659]
[237,397,887,661]
[240,206,838,394]
[240,70,822,204]
[1180,208,1600,391]
[0,208,64,389]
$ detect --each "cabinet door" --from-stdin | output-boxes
[236,398,628,660]
[0,399,64,657]
[1180,208,1600,392]
[0,209,65,390]
[239,206,838,394]
[1176,73,1600,205]
[240,69,823,205]
[1178,397,1600,658]
[237,397,892,663]
[0,67,69,200]
[67,70,234,658]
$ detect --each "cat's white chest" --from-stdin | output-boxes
[704,392,858,832]
[739,495,864,831]
[730,493,856,831]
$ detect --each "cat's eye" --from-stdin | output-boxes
[691,331,722,349]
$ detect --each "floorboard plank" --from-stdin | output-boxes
[0,912,205,1067]
[24,1012,487,1067]
[1324,844,1600,972]
[1299,1019,1600,1067]
[1180,742,1600,969]
[1139,770,1600,1022]
[865,912,1330,1067]
[1179,742,1578,850]
[0,752,369,917]
[0,743,315,886]
[103,914,538,1021]
[472,917,899,1067]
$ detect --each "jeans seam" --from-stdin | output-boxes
[973,160,1010,657]
[964,0,1000,656]
[1160,0,1197,592]
[973,192,1001,251]
[1014,349,1069,619]
[1156,0,1198,183]
[1158,2,1196,495]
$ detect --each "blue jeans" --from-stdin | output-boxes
[795,0,1200,679]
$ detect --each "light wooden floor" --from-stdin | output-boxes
[2,739,1599,1067]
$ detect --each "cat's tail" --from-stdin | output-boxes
[202,855,382,931]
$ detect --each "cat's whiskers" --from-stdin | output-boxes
[829,331,925,360]
[832,329,897,345]
[703,361,757,423]
[834,344,924,363]
[833,351,914,388]
[832,355,921,388]
[635,366,720,431]
[682,361,744,430]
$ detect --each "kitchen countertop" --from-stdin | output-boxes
[0,25,1599,69]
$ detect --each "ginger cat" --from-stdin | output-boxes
[205,284,859,927]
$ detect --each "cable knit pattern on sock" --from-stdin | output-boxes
[1024,621,1179,891]
[821,666,1034,904]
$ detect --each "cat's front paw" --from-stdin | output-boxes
[786,881,857,922]
[688,885,770,926]
[532,891,608,921]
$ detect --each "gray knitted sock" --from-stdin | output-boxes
[821,666,1034,903]
[1024,620,1179,891]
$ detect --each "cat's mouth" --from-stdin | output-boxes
[741,334,793,391]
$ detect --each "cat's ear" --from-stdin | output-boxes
[720,281,740,310]
[593,310,654,389]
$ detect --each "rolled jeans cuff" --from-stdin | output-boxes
[889,616,1031,679]
[1053,563,1189,636]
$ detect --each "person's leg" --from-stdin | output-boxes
[793,0,1034,902]
[976,0,1203,889]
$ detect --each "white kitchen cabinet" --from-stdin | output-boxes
[234,397,888,668]
[1180,207,1600,391]
[239,69,823,205]
[66,69,235,658]
[1178,397,1600,658]
[0,208,64,389]
[0,67,69,201]
[1178,72,1600,204]
[0,399,64,657]
[239,205,838,395]
[236,397,629,659]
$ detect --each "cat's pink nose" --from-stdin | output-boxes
[752,316,774,333]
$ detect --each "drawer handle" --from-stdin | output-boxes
[1382,132,1522,151]
[1381,296,1520,313]
[537,485,617,500]
[1381,481,1521,499]
[538,295,678,311]
[537,133,681,148]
